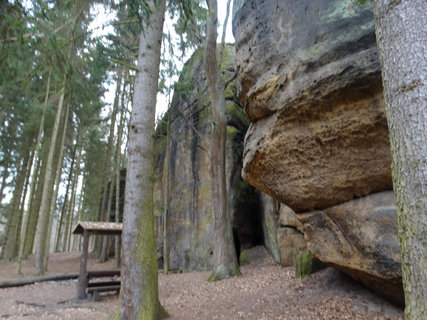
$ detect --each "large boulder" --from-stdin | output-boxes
[232,0,402,304]
[153,46,262,272]
[296,191,403,304]
[233,0,392,212]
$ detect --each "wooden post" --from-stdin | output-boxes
[77,230,89,299]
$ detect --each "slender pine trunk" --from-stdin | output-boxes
[23,155,44,257]
[55,147,76,252]
[1,149,31,261]
[100,170,115,262]
[14,149,34,260]
[204,0,240,281]
[0,164,9,205]
[43,101,69,266]
[120,1,168,318]
[34,84,66,275]
[114,76,127,268]
[0,163,9,207]
[163,113,170,274]
[95,71,122,257]
[17,70,52,273]
[63,142,82,252]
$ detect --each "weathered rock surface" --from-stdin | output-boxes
[153,46,262,272]
[258,193,281,264]
[277,227,307,267]
[277,204,307,266]
[233,0,392,212]
[259,192,307,266]
[233,0,402,304]
[279,204,303,233]
[296,191,403,304]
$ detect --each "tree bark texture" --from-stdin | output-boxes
[17,70,52,272]
[64,142,82,252]
[100,167,115,262]
[204,0,240,281]
[55,147,76,252]
[0,164,9,205]
[120,1,167,319]
[23,155,45,257]
[95,72,121,257]
[115,78,127,268]
[373,0,427,318]
[34,85,66,275]
[44,101,69,266]
[1,150,30,261]
[14,150,34,259]
[163,113,170,275]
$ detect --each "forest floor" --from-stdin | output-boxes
[0,247,404,320]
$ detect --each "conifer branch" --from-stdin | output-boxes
[102,55,140,71]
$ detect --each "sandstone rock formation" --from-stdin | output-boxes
[153,46,262,272]
[233,0,392,212]
[258,193,280,264]
[297,191,403,304]
[233,0,402,304]
[259,192,307,267]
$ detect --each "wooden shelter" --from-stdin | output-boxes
[73,221,122,300]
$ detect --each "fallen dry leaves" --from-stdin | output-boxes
[0,247,403,319]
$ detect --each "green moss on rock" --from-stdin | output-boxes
[295,250,326,278]
[295,250,313,278]
[239,249,250,266]
[226,101,249,129]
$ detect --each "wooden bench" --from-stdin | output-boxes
[87,270,121,279]
[86,270,121,299]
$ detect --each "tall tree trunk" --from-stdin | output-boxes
[372,1,427,318]
[115,76,127,268]
[43,101,69,266]
[100,171,115,262]
[23,155,45,257]
[95,71,122,257]
[0,164,9,205]
[63,142,82,252]
[163,112,170,275]
[120,0,168,318]
[204,0,240,282]
[14,149,34,260]
[17,70,52,273]
[34,84,66,275]
[55,147,76,252]
[66,184,77,252]
[218,0,232,64]
[1,149,31,261]
[72,181,85,251]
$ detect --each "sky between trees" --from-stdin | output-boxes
[91,1,235,122]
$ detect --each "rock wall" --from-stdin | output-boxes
[233,0,392,212]
[153,46,262,272]
[233,0,402,304]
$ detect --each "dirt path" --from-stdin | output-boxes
[0,247,403,319]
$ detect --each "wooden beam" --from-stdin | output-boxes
[77,230,90,300]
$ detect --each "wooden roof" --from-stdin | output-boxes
[73,221,123,235]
